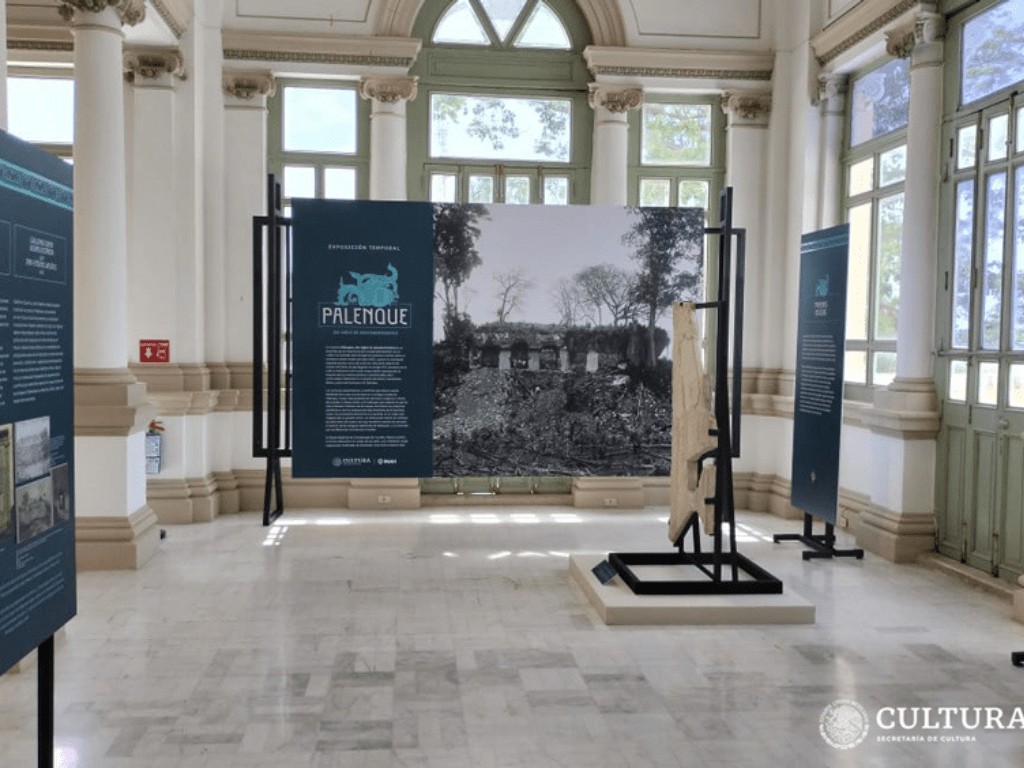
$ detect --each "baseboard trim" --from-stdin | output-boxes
[75,506,160,570]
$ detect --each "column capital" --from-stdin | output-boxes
[885,9,945,60]
[587,84,643,114]
[123,47,185,84]
[58,0,146,26]
[721,91,772,123]
[222,71,276,101]
[817,73,848,102]
[358,76,418,104]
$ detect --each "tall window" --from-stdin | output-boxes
[6,73,75,162]
[267,80,370,211]
[842,57,909,393]
[410,0,592,204]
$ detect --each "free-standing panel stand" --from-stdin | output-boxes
[606,188,783,596]
[38,634,54,768]
[253,174,293,526]
[773,513,864,560]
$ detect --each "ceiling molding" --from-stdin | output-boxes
[150,0,191,39]
[584,46,773,82]
[812,0,923,66]
[375,0,626,46]
[222,30,422,69]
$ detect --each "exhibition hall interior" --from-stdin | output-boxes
[3,0,1024,764]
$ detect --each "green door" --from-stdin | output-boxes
[936,97,1024,581]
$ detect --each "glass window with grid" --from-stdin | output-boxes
[267,81,369,214]
[842,57,910,394]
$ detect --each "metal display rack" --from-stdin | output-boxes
[605,188,783,596]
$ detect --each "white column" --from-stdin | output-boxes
[722,92,772,374]
[125,48,185,363]
[817,74,848,229]
[891,11,944,386]
[359,76,417,201]
[588,85,641,206]
[223,72,274,365]
[0,0,8,132]
[65,0,158,569]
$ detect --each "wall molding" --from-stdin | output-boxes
[222,30,421,70]
[76,506,160,570]
[584,46,773,83]
[812,0,922,66]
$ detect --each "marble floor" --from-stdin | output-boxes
[2,507,1024,767]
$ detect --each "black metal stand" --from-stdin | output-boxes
[608,188,782,596]
[1012,652,1024,667]
[38,635,54,768]
[773,513,864,561]
[253,175,293,526]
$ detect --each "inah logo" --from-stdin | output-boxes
[820,699,870,749]
[337,263,398,308]
[815,274,830,298]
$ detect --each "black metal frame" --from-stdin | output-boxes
[607,188,783,596]
[773,513,864,560]
[38,635,54,768]
[253,175,293,526]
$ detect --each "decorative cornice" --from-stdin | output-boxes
[584,47,774,83]
[721,90,772,119]
[885,20,916,58]
[221,31,421,70]
[588,84,643,113]
[222,71,277,101]
[7,40,75,53]
[58,0,146,27]
[123,48,185,83]
[149,0,189,39]
[812,0,919,66]
[358,76,418,104]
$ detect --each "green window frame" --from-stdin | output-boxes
[841,57,909,400]
[267,79,371,210]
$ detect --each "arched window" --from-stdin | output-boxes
[409,0,593,204]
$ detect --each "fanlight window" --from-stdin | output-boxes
[961,0,1024,106]
[433,0,572,49]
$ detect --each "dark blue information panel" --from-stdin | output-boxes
[0,130,76,676]
[791,224,849,525]
[291,200,434,478]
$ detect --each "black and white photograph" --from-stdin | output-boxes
[15,475,53,544]
[0,424,12,541]
[432,203,704,477]
[50,463,70,525]
[14,415,50,485]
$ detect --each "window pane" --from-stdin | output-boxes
[952,180,975,349]
[850,58,910,146]
[978,361,1000,405]
[1011,363,1024,407]
[434,0,490,44]
[641,104,712,166]
[847,204,871,340]
[949,360,969,401]
[505,176,530,204]
[957,124,978,169]
[468,175,495,203]
[848,157,874,197]
[879,145,906,186]
[989,113,1010,162]
[982,172,1007,350]
[962,0,1024,105]
[283,165,315,199]
[431,173,458,202]
[845,350,867,384]
[678,179,709,210]
[875,193,903,341]
[873,351,896,386]
[431,94,571,162]
[480,0,527,41]
[639,179,671,207]
[324,167,356,200]
[515,1,572,49]
[1014,167,1024,348]
[283,87,356,154]
[543,176,568,205]
[7,78,74,144]
[1018,107,1024,153]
